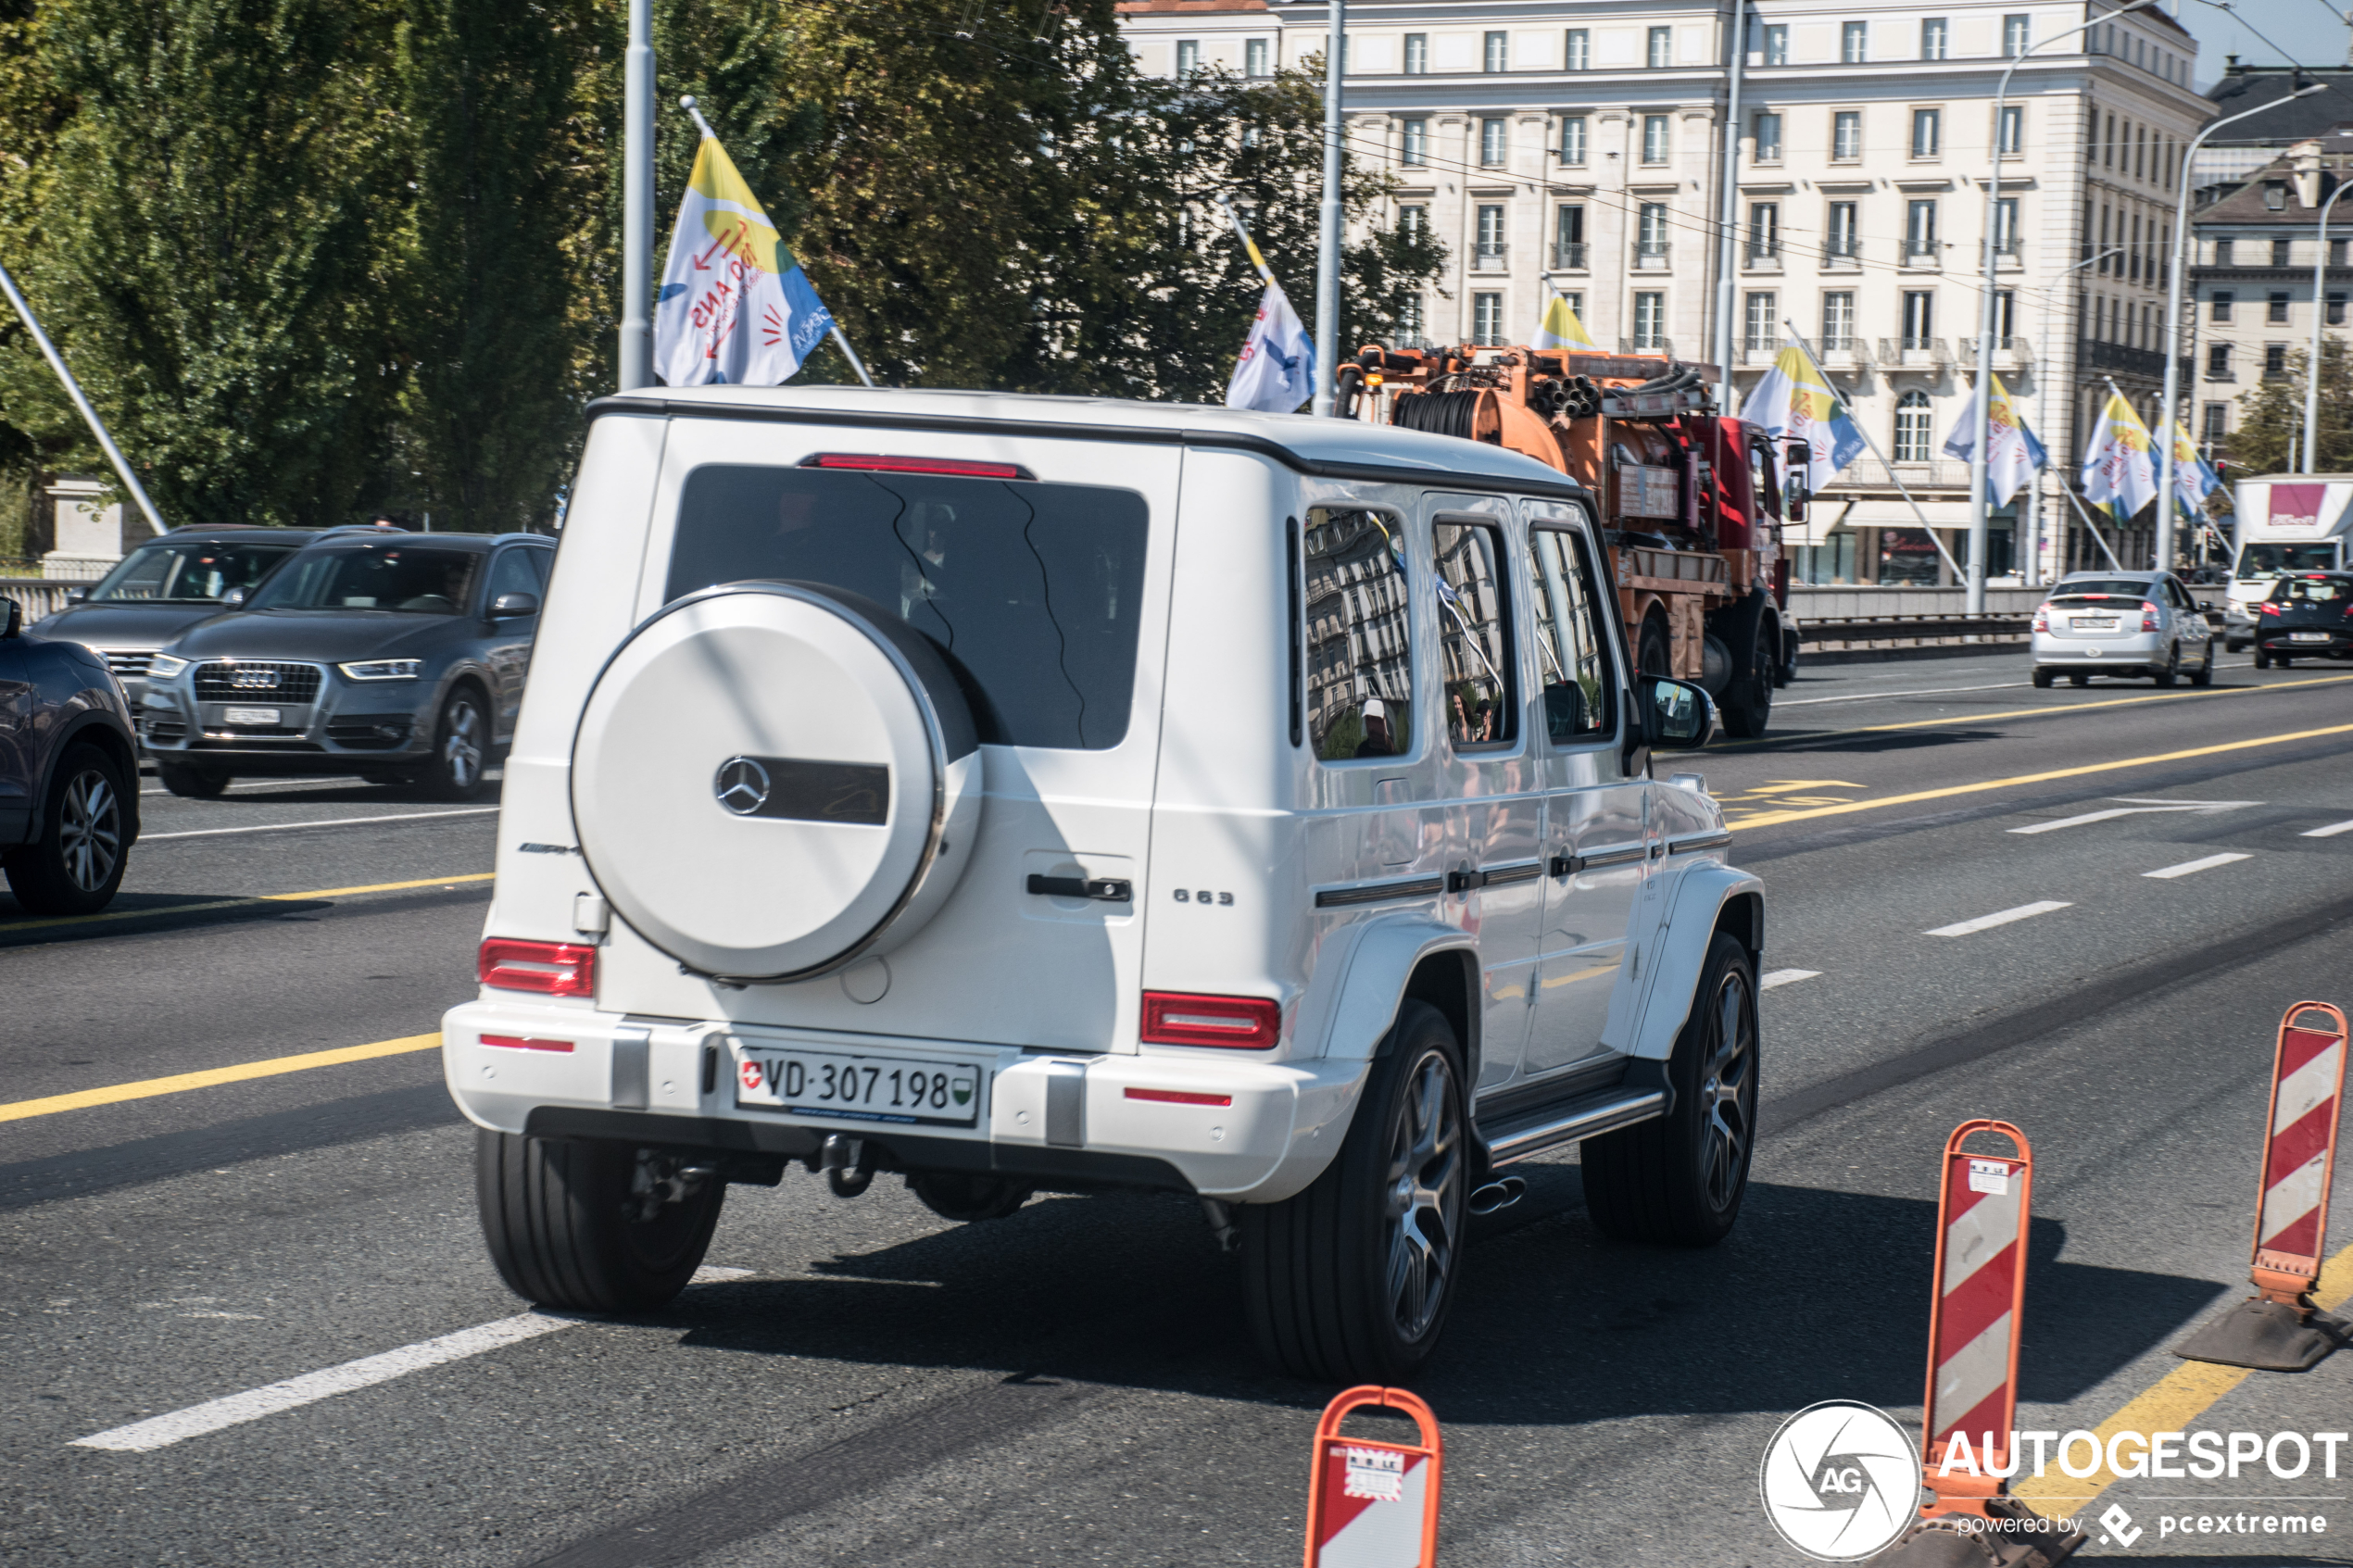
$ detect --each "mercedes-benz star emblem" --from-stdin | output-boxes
[713,757,771,816]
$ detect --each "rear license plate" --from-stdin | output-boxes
[735,1047,981,1127]
[222,706,283,725]
[2072,618,2118,632]
[2292,632,2330,643]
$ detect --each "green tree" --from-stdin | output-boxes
[2226,341,2353,475]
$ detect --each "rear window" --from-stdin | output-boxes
[2049,580,2155,601]
[665,465,1149,750]
[2274,575,2353,603]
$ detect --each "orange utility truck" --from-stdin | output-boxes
[1340,345,1798,737]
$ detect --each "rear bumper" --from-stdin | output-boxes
[2256,629,2353,656]
[2030,630,2163,668]
[441,998,1369,1203]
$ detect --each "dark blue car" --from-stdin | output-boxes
[0,596,141,914]
[139,530,553,799]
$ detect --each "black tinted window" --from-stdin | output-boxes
[88,540,298,603]
[666,466,1149,750]
[249,546,482,613]
[1302,508,1413,760]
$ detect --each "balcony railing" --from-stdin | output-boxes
[1634,241,1671,269]
[1620,335,1673,355]
[1552,242,1587,269]
[2078,338,2190,380]
[1830,458,1975,491]
[1904,240,1940,266]
[1745,241,1781,264]
[1825,237,1861,264]
[1878,336,1950,365]
[1471,244,1508,272]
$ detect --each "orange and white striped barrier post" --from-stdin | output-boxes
[1303,1386,1442,1568]
[1878,1121,2082,1566]
[2176,1001,2350,1372]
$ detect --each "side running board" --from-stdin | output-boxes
[1481,1085,1668,1167]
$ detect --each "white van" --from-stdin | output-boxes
[442,385,1762,1381]
[2223,475,2353,648]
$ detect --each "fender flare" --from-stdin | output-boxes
[1604,860,1763,1061]
[1291,913,1481,1068]
[22,705,142,849]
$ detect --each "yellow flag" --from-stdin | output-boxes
[1533,292,1596,351]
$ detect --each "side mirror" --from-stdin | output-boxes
[1783,441,1810,523]
[1643,675,1717,750]
[66,587,88,605]
[490,591,540,619]
[221,586,247,608]
[2,597,19,638]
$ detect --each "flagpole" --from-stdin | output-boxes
[676,96,875,390]
[1782,327,1965,580]
[1310,0,1345,418]
[1214,194,1278,286]
[0,258,168,535]
[2061,484,2129,572]
[619,0,654,391]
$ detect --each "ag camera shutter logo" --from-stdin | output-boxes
[1758,1400,1919,1561]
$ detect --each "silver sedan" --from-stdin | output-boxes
[2030,571,2217,688]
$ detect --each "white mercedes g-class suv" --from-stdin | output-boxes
[443,385,1762,1382]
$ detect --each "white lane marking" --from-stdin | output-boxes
[143,773,503,797]
[2143,851,2253,880]
[2301,818,2353,838]
[141,808,498,841]
[1778,681,2028,707]
[1760,969,1822,990]
[2008,798,2259,834]
[1925,901,2072,937]
[71,1264,758,1453]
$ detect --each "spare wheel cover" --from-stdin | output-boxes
[573,581,980,980]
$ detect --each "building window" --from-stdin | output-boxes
[1480,118,1507,165]
[1484,31,1507,72]
[1822,291,1856,349]
[1920,18,1947,59]
[1894,390,1934,460]
[1475,204,1506,269]
[2272,237,2293,268]
[1995,290,2016,340]
[1994,198,2020,255]
[2202,402,2228,445]
[1558,116,1587,165]
[1903,289,1934,345]
[1998,106,2023,157]
[1648,26,1672,68]
[1749,202,1780,260]
[1906,200,1938,257]
[1842,21,1869,63]
[1763,24,1789,65]
[1402,119,1427,166]
[1828,201,1860,259]
[2270,291,2292,324]
[1633,292,1667,349]
[2214,237,2233,266]
[1246,38,1270,77]
[2266,343,2290,379]
[1832,111,1861,161]
[1642,114,1669,164]
[1555,205,1586,268]
[1754,112,1782,162]
[1911,108,1941,159]
[1637,203,1669,261]
[1176,40,1200,78]
[2212,292,2233,322]
[2332,292,2348,326]
[1403,33,1427,73]
[2266,182,2288,212]
[1400,205,1428,243]
[1744,291,1779,351]
[1565,29,1589,71]
[2208,343,2232,378]
[2334,238,2348,268]
[2004,13,2032,56]
[1473,293,1504,346]
[1399,295,1425,344]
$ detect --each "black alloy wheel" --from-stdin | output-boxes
[5,744,131,916]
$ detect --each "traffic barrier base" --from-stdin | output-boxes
[1876,1496,2085,1568]
[1304,1386,1442,1568]
[2174,1002,2348,1373]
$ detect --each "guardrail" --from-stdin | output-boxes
[0,578,83,623]
[1800,611,2032,653]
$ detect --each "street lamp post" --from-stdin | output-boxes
[1966,0,2159,611]
[2156,84,2329,568]
[1712,2,1753,390]
[2030,246,2122,583]
[1311,0,1345,416]
[2303,172,2353,473]
[618,0,654,391]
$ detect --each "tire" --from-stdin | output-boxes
[412,685,488,801]
[1581,931,1759,1248]
[2069,673,2090,687]
[1719,621,1775,738]
[2031,668,2054,689]
[157,761,229,798]
[2190,644,2214,687]
[1239,1000,1469,1383]
[5,744,132,916]
[2279,656,2295,669]
[1637,614,1671,679]
[2155,644,2180,687]
[475,1130,724,1313]
[2253,648,2271,670]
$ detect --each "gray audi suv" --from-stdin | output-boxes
[139,530,553,799]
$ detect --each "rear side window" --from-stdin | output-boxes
[1527,524,1616,743]
[1303,508,1413,760]
[665,465,1149,750]
[1432,519,1515,746]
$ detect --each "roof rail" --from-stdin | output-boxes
[315,523,410,537]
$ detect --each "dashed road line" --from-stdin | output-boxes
[2301,818,2353,838]
[2009,799,2259,835]
[69,1266,755,1454]
[2143,852,2252,880]
[1777,681,2030,707]
[1925,900,2071,937]
[1760,969,1822,990]
[141,807,498,841]
[0,1033,443,1123]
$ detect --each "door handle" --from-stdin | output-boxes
[1548,852,1583,877]
[1026,874,1132,902]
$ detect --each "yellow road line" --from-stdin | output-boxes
[2013,1243,2353,1514]
[1718,672,2353,753]
[0,872,495,937]
[0,1033,444,1124]
[1727,722,2353,833]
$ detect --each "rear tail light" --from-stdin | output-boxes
[1125,1086,1234,1107]
[803,453,1034,481]
[2261,601,2282,616]
[1140,991,1280,1049]
[481,1034,576,1053]
[2031,605,2048,633]
[2140,601,2160,632]
[479,937,597,997]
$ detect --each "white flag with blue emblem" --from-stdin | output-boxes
[1226,279,1316,413]
[655,125,835,386]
